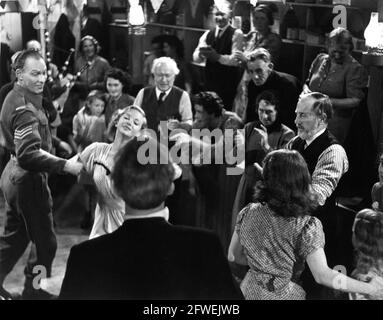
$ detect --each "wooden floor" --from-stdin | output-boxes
[0,182,89,297]
[0,177,357,299]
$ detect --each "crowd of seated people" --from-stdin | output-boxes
[1,0,383,301]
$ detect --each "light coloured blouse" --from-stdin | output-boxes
[80,142,125,239]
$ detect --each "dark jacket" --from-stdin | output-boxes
[59,217,243,300]
[246,70,301,130]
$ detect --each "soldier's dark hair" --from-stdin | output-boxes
[13,49,44,71]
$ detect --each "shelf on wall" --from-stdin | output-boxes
[109,22,207,33]
[282,38,364,53]
[282,38,326,48]
[285,1,369,10]
[146,23,207,33]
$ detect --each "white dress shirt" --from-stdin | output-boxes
[193,24,244,67]
[287,129,349,206]
[134,86,193,125]
[124,206,169,222]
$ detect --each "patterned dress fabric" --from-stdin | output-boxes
[236,202,325,299]
[80,142,125,239]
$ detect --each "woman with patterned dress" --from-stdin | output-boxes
[302,28,368,145]
[78,105,147,239]
[228,150,383,300]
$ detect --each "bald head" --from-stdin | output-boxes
[26,40,42,53]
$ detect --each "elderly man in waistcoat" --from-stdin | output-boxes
[193,2,243,110]
[287,92,349,299]
[134,57,193,135]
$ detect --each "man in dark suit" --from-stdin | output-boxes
[80,5,104,56]
[59,136,243,300]
[193,2,243,110]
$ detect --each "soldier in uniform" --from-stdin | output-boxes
[0,49,83,300]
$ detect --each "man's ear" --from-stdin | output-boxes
[320,113,327,125]
[15,68,22,81]
[167,182,175,196]
[268,62,274,70]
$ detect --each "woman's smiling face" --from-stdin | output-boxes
[116,108,145,138]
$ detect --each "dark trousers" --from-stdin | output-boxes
[301,203,341,299]
[0,159,57,287]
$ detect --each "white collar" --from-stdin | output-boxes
[124,206,169,222]
[216,24,229,36]
[305,128,326,147]
[82,17,88,27]
[155,87,172,99]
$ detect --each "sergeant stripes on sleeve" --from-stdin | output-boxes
[14,125,33,140]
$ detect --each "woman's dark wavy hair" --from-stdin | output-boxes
[105,68,133,93]
[192,91,224,117]
[254,149,318,217]
[352,209,383,275]
[111,136,175,210]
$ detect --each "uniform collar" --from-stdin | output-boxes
[13,82,43,108]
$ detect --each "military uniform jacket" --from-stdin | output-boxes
[0,83,66,173]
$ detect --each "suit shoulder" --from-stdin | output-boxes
[276,71,299,85]
[71,232,115,254]
[170,225,221,245]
